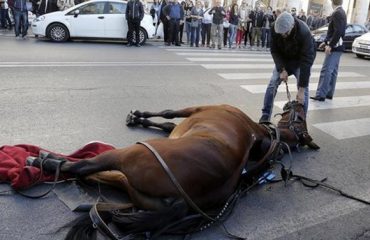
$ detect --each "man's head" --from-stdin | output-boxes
[331,0,343,7]
[274,11,295,38]
[291,7,296,14]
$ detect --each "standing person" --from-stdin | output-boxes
[235,0,248,48]
[183,0,193,44]
[1,0,12,30]
[311,0,346,102]
[126,0,144,47]
[57,0,74,11]
[261,6,273,50]
[297,9,307,22]
[13,0,28,39]
[208,0,226,49]
[159,0,169,43]
[163,0,184,46]
[201,1,212,47]
[227,0,238,48]
[189,0,203,47]
[251,7,264,50]
[179,0,186,43]
[259,12,316,123]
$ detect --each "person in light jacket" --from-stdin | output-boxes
[57,0,74,11]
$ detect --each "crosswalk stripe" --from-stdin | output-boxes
[201,63,370,69]
[187,57,274,62]
[219,72,365,79]
[241,81,370,93]
[204,64,324,69]
[177,53,271,57]
[312,118,370,140]
[275,95,370,110]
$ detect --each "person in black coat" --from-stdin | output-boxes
[259,12,316,123]
[126,0,144,47]
[311,0,346,101]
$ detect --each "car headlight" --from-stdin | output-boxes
[352,39,360,47]
[34,16,45,22]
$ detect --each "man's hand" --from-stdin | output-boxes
[280,69,288,82]
[296,87,305,104]
[318,42,325,50]
[324,45,332,55]
[166,16,170,20]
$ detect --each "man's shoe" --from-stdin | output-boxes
[135,44,141,47]
[326,96,333,100]
[127,43,133,47]
[259,115,270,123]
[175,44,181,46]
[310,96,325,101]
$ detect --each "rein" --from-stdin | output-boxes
[137,141,215,222]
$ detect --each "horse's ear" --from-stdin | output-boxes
[306,141,320,150]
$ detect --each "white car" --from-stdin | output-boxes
[352,32,370,58]
[31,0,155,44]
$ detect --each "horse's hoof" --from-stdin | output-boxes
[126,112,138,127]
[26,156,37,166]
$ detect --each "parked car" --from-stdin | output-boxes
[312,23,368,50]
[352,32,370,58]
[31,0,155,44]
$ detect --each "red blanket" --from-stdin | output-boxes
[0,142,115,189]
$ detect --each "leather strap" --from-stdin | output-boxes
[137,141,215,222]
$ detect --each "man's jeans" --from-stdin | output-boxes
[261,67,309,120]
[211,23,223,47]
[315,51,342,98]
[14,10,28,37]
[261,27,271,48]
[228,24,237,48]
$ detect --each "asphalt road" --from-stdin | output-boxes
[0,33,370,240]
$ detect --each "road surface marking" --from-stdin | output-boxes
[312,118,370,139]
[220,72,365,79]
[241,81,370,93]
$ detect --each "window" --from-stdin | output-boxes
[352,25,364,33]
[345,25,353,34]
[78,2,106,14]
[107,2,126,14]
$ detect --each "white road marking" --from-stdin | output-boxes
[0,62,197,67]
[241,81,370,93]
[312,118,370,139]
[275,95,370,110]
[177,52,271,57]
[220,72,365,79]
[201,63,370,69]
[187,57,274,62]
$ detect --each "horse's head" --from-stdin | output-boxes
[277,101,320,150]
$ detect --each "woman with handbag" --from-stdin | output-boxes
[189,0,202,47]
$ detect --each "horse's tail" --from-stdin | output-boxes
[64,213,99,240]
[63,200,197,240]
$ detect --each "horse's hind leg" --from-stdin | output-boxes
[126,107,204,132]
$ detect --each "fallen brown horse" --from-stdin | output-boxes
[27,102,319,240]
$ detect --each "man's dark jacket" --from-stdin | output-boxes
[325,6,346,52]
[125,0,144,21]
[270,18,316,88]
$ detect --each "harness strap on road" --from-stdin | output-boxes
[137,141,216,222]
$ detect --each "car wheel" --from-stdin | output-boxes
[356,54,365,59]
[128,28,147,45]
[47,23,69,42]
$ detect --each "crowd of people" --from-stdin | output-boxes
[151,0,332,50]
